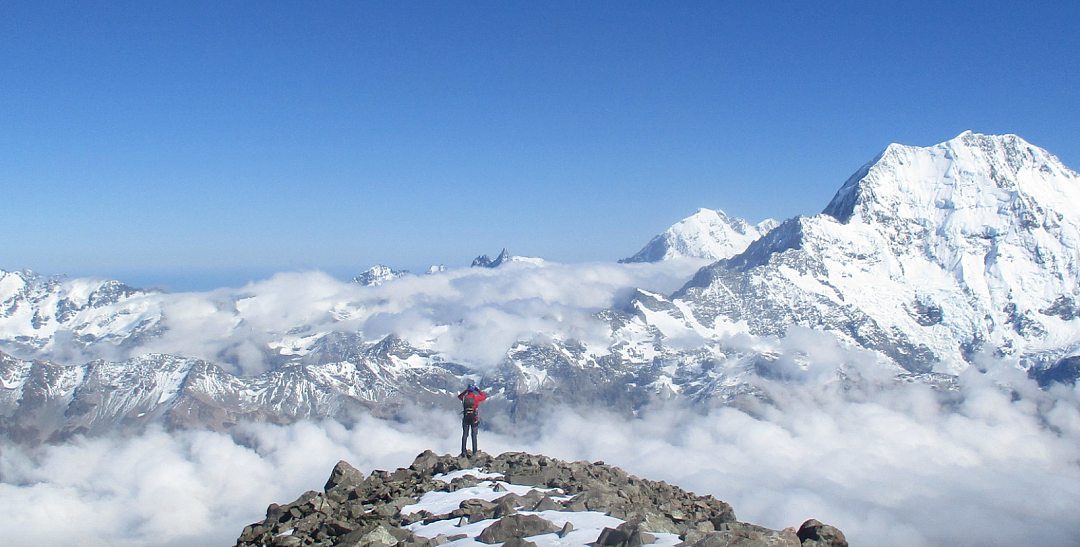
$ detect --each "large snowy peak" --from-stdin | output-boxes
[823,132,1080,266]
[0,270,162,357]
[621,208,778,263]
[677,132,1080,373]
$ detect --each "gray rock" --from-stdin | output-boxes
[321,519,357,536]
[410,450,441,474]
[494,492,526,509]
[563,494,587,512]
[476,514,560,543]
[691,522,800,547]
[532,495,561,512]
[680,529,709,545]
[558,522,574,538]
[502,538,539,547]
[598,520,657,547]
[326,460,365,493]
[448,475,480,491]
[634,511,681,534]
[582,487,624,512]
[270,534,303,547]
[494,497,518,518]
[461,498,497,523]
[351,524,399,547]
[520,489,547,506]
[796,520,847,547]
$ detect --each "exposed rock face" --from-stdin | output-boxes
[472,249,512,268]
[235,451,843,547]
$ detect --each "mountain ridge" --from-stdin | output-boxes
[3,132,1080,444]
[234,450,847,547]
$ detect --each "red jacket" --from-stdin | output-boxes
[458,388,487,408]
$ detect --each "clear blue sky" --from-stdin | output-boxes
[3,1,1077,291]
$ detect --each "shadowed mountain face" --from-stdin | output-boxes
[3,133,1080,444]
[235,450,847,547]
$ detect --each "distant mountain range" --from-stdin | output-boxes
[3,132,1079,444]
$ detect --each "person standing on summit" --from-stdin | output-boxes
[458,383,487,457]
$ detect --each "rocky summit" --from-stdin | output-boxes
[235,451,846,547]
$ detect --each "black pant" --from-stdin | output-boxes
[461,420,479,455]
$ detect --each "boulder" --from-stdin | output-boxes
[796,520,847,547]
[502,538,539,547]
[494,497,518,518]
[632,510,681,534]
[494,492,526,508]
[270,534,303,547]
[326,461,366,494]
[531,495,561,512]
[461,498,497,523]
[558,522,574,538]
[689,522,800,547]
[338,524,399,547]
[410,450,441,474]
[597,520,657,547]
[476,514,560,543]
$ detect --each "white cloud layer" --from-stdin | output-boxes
[3,354,1078,547]
[86,259,710,375]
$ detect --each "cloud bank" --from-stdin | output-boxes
[3,350,1078,547]
[65,259,709,376]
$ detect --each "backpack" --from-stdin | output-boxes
[462,396,479,426]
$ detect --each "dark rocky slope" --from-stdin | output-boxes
[236,451,846,547]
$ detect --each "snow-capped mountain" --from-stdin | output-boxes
[472,249,545,268]
[3,132,1079,444]
[621,209,778,263]
[0,270,163,358]
[0,337,472,444]
[675,132,1080,373]
[353,265,410,286]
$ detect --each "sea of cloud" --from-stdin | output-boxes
[4,261,1080,546]
[2,347,1079,547]
[61,259,709,375]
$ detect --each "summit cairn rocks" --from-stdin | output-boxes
[235,450,845,547]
